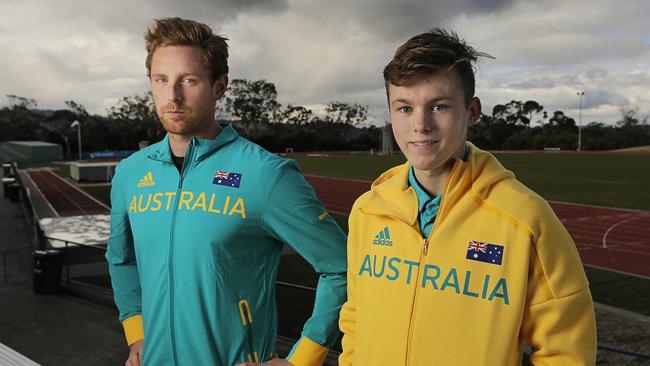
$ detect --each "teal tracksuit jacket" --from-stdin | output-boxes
[106,124,347,365]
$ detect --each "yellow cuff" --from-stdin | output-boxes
[122,314,144,346]
[286,336,329,366]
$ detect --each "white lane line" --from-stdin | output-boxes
[602,212,650,248]
[548,200,647,213]
[23,171,59,218]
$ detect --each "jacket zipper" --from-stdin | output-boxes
[403,160,461,366]
[168,139,195,366]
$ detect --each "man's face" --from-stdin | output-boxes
[150,45,227,135]
[388,69,480,175]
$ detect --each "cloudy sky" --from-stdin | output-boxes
[1,0,649,126]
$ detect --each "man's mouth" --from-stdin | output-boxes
[410,139,439,146]
[164,110,187,120]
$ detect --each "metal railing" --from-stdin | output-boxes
[42,236,106,285]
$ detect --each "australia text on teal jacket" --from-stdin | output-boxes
[106,124,348,366]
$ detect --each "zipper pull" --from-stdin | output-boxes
[423,239,429,255]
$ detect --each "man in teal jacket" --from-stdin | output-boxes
[106,17,347,366]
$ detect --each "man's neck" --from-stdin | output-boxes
[168,122,221,157]
[412,146,465,196]
[412,163,453,197]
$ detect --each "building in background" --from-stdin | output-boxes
[0,141,63,164]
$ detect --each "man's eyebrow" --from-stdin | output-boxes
[390,96,455,105]
[391,98,411,105]
[431,96,455,103]
[150,72,198,78]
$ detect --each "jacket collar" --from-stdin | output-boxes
[147,123,239,163]
[359,161,420,226]
[357,142,513,225]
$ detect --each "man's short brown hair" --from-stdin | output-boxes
[144,17,229,83]
[383,28,493,106]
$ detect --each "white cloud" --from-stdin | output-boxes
[0,0,648,125]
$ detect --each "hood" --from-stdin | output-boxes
[358,142,514,224]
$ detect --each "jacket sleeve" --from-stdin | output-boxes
[104,164,144,346]
[261,162,347,366]
[338,202,360,366]
[522,200,597,365]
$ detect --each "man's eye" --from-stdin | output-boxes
[433,104,449,112]
[183,78,196,84]
[398,106,413,113]
[156,79,167,84]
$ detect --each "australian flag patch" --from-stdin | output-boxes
[212,170,242,188]
[466,240,504,265]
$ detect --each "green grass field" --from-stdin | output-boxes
[293,152,650,210]
[82,185,111,206]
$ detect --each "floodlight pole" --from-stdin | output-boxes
[577,91,584,152]
[71,120,82,160]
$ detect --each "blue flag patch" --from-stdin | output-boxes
[466,240,504,265]
[212,171,242,188]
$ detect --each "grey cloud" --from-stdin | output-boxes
[582,90,629,109]
[2,0,649,126]
[497,73,580,90]
[505,76,556,89]
[296,0,519,43]
[559,74,581,85]
[585,68,608,79]
[51,0,289,34]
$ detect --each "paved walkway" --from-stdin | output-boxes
[0,175,127,366]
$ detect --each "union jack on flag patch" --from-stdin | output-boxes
[466,240,504,265]
[212,170,242,188]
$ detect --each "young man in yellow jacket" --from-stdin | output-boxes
[339,29,597,366]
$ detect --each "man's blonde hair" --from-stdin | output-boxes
[144,17,229,83]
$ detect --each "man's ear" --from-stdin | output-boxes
[467,96,482,127]
[213,74,228,99]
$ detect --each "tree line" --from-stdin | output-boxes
[469,100,649,150]
[1,80,648,157]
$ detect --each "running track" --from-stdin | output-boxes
[304,175,650,278]
[23,170,649,278]
[26,170,109,216]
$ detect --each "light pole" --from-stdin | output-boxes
[70,120,82,160]
[577,91,584,152]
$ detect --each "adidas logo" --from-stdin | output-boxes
[137,171,155,188]
[372,227,393,247]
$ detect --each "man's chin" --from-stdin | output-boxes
[409,156,450,173]
[161,119,195,135]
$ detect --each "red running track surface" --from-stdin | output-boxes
[27,170,109,217]
[304,175,650,278]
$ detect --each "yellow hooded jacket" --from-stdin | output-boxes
[339,143,597,366]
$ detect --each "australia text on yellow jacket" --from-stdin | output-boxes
[339,143,597,366]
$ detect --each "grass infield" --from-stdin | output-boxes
[293,152,650,210]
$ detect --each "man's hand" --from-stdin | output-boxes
[125,339,143,366]
[235,358,293,366]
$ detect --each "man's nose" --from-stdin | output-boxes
[412,109,433,133]
[168,82,183,102]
